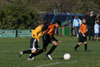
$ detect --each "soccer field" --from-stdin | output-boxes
[0,36,100,67]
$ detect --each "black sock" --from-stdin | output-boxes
[74,44,79,50]
[23,50,31,54]
[34,49,44,57]
[47,45,57,55]
[29,53,36,58]
[84,44,87,51]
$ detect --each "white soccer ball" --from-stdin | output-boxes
[63,53,71,60]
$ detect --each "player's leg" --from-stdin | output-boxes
[83,34,88,51]
[21,50,31,54]
[74,42,82,51]
[19,50,31,57]
[34,35,49,57]
[47,41,58,55]
[84,42,87,52]
[91,28,94,40]
[94,33,96,40]
[28,49,36,60]
[97,36,99,41]
[19,38,34,57]
[88,27,91,40]
[34,42,49,57]
[96,33,99,41]
[28,38,38,60]
[74,33,83,51]
[47,41,58,60]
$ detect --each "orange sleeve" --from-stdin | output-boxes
[47,25,54,35]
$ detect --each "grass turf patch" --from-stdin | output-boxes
[0,36,100,67]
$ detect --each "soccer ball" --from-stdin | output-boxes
[63,53,71,60]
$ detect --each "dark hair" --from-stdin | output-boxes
[54,21,61,26]
[38,20,46,24]
[96,20,99,24]
[82,17,86,20]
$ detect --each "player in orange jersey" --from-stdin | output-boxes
[34,21,61,60]
[74,18,88,52]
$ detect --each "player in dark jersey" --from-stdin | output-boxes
[33,21,61,60]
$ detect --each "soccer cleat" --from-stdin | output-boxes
[47,55,53,60]
[19,51,23,57]
[28,57,35,61]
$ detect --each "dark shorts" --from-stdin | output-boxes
[78,33,87,42]
[30,38,39,50]
[42,34,58,49]
[95,33,99,36]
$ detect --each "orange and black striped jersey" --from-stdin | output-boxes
[44,24,56,36]
[79,23,87,34]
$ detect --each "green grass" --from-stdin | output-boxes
[0,36,100,67]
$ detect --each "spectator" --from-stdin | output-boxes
[86,11,95,40]
[94,20,99,41]
[95,14,100,21]
[73,16,82,37]
[95,14,100,34]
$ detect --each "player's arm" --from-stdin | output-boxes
[43,29,48,35]
[32,27,41,41]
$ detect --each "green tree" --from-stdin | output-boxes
[0,1,39,29]
[73,0,100,14]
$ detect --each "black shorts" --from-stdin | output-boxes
[30,38,39,50]
[42,34,58,49]
[78,33,87,42]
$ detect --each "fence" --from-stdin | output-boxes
[0,30,16,38]
[58,27,70,36]
[0,30,31,38]
[17,30,32,37]
[0,27,70,38]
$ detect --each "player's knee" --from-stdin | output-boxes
[78,42,82,45]
[53,43,58,46]
[52,41,58,46]
[31,50,36,53]
[84,42,87,44]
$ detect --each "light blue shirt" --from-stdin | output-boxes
[94,23,99,33]
[73,18,82,27]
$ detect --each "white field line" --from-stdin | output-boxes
[36,60,77,67]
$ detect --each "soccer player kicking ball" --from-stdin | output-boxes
[74,18,88,52]
[34,21,61,60]
[19,20,45,60]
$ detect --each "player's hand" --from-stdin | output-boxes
[58,40,62,43]
[38,40,40,43]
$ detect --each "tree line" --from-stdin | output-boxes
[0,0,100,29]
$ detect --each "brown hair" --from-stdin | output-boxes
[38,20,46,24]
[96,20,99,24]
